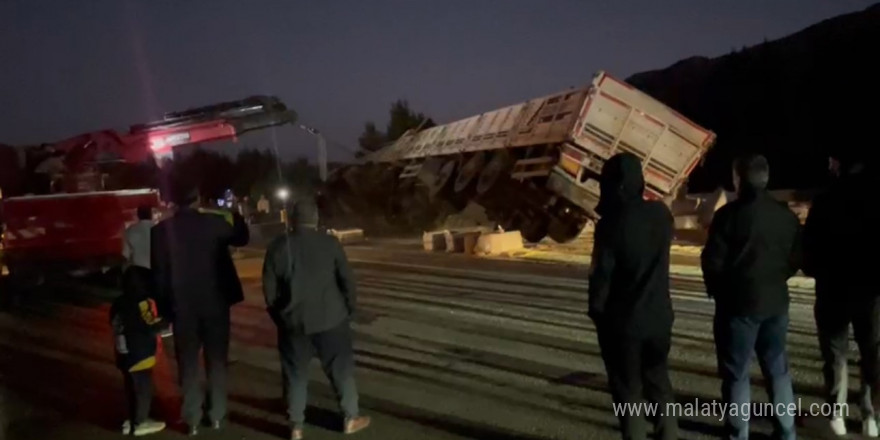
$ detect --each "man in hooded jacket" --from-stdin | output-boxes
[262,199,370,440]
[702,154,801,440]
[804,152,879,437]
[589,152,677,440]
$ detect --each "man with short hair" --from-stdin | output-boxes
[804,152,879,437]
[702,154,802,440]
[262,199,370,440]
[151,185,249,436]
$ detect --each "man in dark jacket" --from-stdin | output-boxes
[702,154,801,440]
[589,152,677,440]
[803,152,878,437]
[151,186,249,435]
[262,199,370,440]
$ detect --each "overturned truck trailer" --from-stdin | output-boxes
[328,71,716,243]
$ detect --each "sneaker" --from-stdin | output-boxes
[343,416,371,434]
[133,419,166,436]
[187,425,199,436]
[829,417,847,436]
[159,324,173,338]
[121,420,131,434]
[864,417,879,438]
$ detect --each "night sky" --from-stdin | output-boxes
[0,0,872,162]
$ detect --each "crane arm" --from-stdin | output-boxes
[55,95,297,171]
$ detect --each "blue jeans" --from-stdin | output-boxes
[714,312,796,440]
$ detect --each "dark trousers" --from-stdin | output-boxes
[123,368,153,427]
[714,312,796,440]
[277,321,359,428]
[173,311,230,426]
[598,326,677,440]
[815,295,880,418]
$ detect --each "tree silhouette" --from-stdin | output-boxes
[386,100,435,142]
[357,100,436,157]
[357,122,387,154]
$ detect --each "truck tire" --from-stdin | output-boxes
[548,217,583,243]
[520,213,549,243]
[476,152,512,195]
[428,159,457,198]
[454,152,486,194]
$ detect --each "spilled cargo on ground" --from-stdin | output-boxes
[323,71,716,243]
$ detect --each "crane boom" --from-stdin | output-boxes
[0,96,298,279]
[56,96,297,177]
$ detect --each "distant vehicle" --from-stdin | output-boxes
[326,71,716,243]
[0,96,298,286]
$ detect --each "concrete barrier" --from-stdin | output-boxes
[422,230,449,252]
[328,228,365,244]
[474,231,524,255]
[444,230,483,254]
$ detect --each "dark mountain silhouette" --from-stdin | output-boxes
[627,3,880,192]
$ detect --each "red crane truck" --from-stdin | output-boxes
[0,96,297,289]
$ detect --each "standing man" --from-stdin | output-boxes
[262,199,370,440]
[702,154,801,440]
[123,205,154,270]
[588,152,677,440]
[151,185,249,436]
[257,194,271,213]
[804,152,877,437]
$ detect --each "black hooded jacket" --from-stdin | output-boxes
[588,153,674,336]
[804,166,877,299]
[701,179,801,318]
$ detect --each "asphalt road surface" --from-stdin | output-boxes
[0,241,854,439]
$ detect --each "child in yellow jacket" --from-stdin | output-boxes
[111,266,168,436]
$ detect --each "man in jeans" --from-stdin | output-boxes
[702,154,802,440]
[262,199,370,439]
[804,152,878,437]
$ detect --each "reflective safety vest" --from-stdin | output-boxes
[198,208,234,226]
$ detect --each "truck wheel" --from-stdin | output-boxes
[548,218,584,243]
[476,152,512,195]
[454,152,486,194]
[427,160,457,198]
[520,214,549,243]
